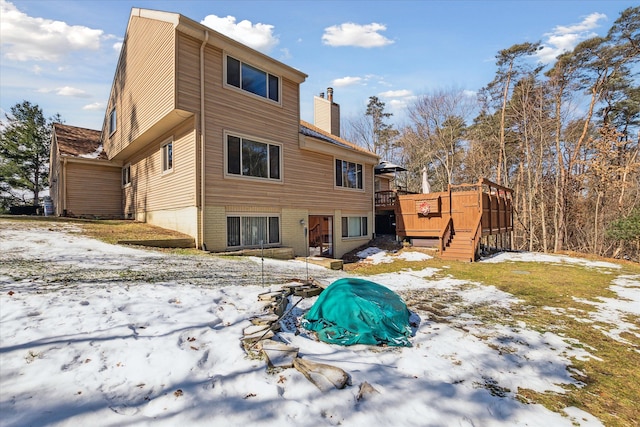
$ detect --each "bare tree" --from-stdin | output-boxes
[397,88,476,190]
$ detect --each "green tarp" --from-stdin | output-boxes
[303,278,413,347]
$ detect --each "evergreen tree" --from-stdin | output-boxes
[0,101,61,205]
[365,96,399,160]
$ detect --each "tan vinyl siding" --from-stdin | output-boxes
[176,33,202,113]
[126,120,197,214]
[202,66,374,212]
[376,176,392,192]
[64,162,122,217]
[104,16,176,158]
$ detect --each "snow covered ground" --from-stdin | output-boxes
[1,220,637,426]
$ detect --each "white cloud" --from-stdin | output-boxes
[379,89,413,98]
[113,42,123,52]
[279,47,292,60]
[331,76,363,87]
[201,14,279,53]
[83,102,105,111]
[379,89,416,113]
[537,12,607,64]
[0,0,105,62]
[389,98,411,109]
[322,22,394,48]
[56,86,91,98]
[37,86,91,98]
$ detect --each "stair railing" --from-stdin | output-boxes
[470,212,483,261]
[438,216,454,254]
[309,223,322,247]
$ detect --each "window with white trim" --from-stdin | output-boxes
[122,164,131,186]
[227,134,281,180]
[226,55,279,102]
[335,159,363,189]
[342,216,368,238]
[161,140,173,173]
[227,215,280,247]
[109,108,116,135]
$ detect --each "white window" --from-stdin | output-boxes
[227,215,280,247]
[342,216,368,238]
[161,140,173,173]
[335,159,363,189]
[109,108,116,135]
[122,164,131,186]
[226,55,279,102]
[227,134,281,181]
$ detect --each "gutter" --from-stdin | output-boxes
[199,30,209,250]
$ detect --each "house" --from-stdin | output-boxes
[49,123,121,218]
[49,7,379,259]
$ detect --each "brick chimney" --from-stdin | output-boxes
[313,87,340,137]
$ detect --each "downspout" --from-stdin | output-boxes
[62,157,68,215]
[199,30,209,250]
[371,164,376,239]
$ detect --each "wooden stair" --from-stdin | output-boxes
[440,230,476,262]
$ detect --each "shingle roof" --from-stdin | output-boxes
[53,123,106,159]
[299,120,377,157]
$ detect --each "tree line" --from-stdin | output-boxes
[345,6,639,261]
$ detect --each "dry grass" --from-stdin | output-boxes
[2,216,201,255]
[4,217,639,425]
[353,253,640,427]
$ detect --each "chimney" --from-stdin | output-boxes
[313,87,341,137]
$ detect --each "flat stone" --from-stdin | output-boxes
[258,291,286,301]
[293,357,350,392]
[261,340,299,368]
[250,314,280,325]
[242,329,274,343]
[243,324,270,336]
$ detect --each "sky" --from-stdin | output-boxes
[0,0,634,131]
[3,219,637,425]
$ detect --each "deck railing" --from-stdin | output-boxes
[375,189,415,209]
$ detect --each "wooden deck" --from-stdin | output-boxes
[395,178,513,261]
[375,189,415,212]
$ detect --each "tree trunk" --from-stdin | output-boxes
[593,191,601,254]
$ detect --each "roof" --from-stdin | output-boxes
[299,120,378,158]
[53,123,106,160]
[375,161,407,174]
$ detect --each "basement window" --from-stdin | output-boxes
[342,216,368,238]
[227,215,280,248]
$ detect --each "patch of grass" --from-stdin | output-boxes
[78,220,193,244]
[345,259,432,275]
[450,262,640,426]
[353,256,640,426]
